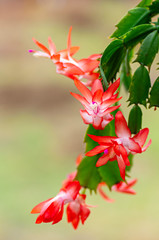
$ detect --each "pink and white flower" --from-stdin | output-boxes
[71,78,122,130]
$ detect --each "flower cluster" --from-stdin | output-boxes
[30,27,151,229]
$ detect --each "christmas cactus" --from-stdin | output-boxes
[30,0,159,230]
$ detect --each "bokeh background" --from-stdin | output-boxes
[0,0,159,239]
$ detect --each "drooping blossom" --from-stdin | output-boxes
[31,181,81,225]
[86,111,151,180]
[70,78,122,130]
[98,179,137,202]
[112,179,137,194]
[67,194,90,229]
[30,27,101,86]
[29,27,79,60]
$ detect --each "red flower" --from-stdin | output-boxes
[29,27,79,60]
[98,179,137,202]
[71,78,121,129]
[66,194,90,229]
[112,179,137,194]
[86,111,151,180]
[30,27,101,86]
[31,181,81,225]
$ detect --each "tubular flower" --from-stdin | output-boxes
[29,27,79,60]
[30,27,100,86]
[31,181,81,225]
[70,78,122,130]
[86,111,151,180]
[112,179,137,194]
[98,179,137,202]
[66,194,91,229]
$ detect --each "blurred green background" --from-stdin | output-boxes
[0,0,159,239]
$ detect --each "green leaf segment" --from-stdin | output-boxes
[77,0,159,192]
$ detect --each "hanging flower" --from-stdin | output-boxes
[29,27,100,86]
[98,179,137,202]
[31,181,81,225]
[67,194,91,229]
[86,111,151,180]
[71,78,121,129]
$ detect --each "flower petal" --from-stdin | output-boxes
[142,139,152,152]
[125,138,141,153]
[100,97,122,110]
[77,58,99,72]
[102,78,120,101]
[70,92,90,109]
[87,134,117,145]
[86,145,107,157]
[133,128,150,149]
[102,105,121,115]
[48,37,56,55]
[115,144,130,166]
[97,183,114,202]
[92,89,103,103]
[116,155,126,181]
[91,79,103,95]
[67,26,72,57]
[31,198,52,214]
[115,111,131,138]
[74,79,92,102]
[80,110,93,125]
[32,38,50,55]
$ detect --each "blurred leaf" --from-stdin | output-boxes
[128,65,151,106]
[123,24,156,47]
[128,105,143,134]
[98,161,123,189]
[100,39,126,84]
[134,30,159,67]
[98,154,134,188]
[76,124,111,190]
[76,156,102,190]
[137,0,152,7]
[120,49,133,91]
[149,0,159,16]
[149,76,159,107]
[111,7,151,38]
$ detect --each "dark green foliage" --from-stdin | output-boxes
[135,30,159,67]
[77,0,159,191]
[128,65,151,106]
[128,105,143,134]
[123,24,156,47]
[98,161,123,189]
[120,49,133,91]
[100,39,126,85]
[76,156,102,190]
[149,77,159,107]
[149,0,159,16]
[111,7,151,38]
